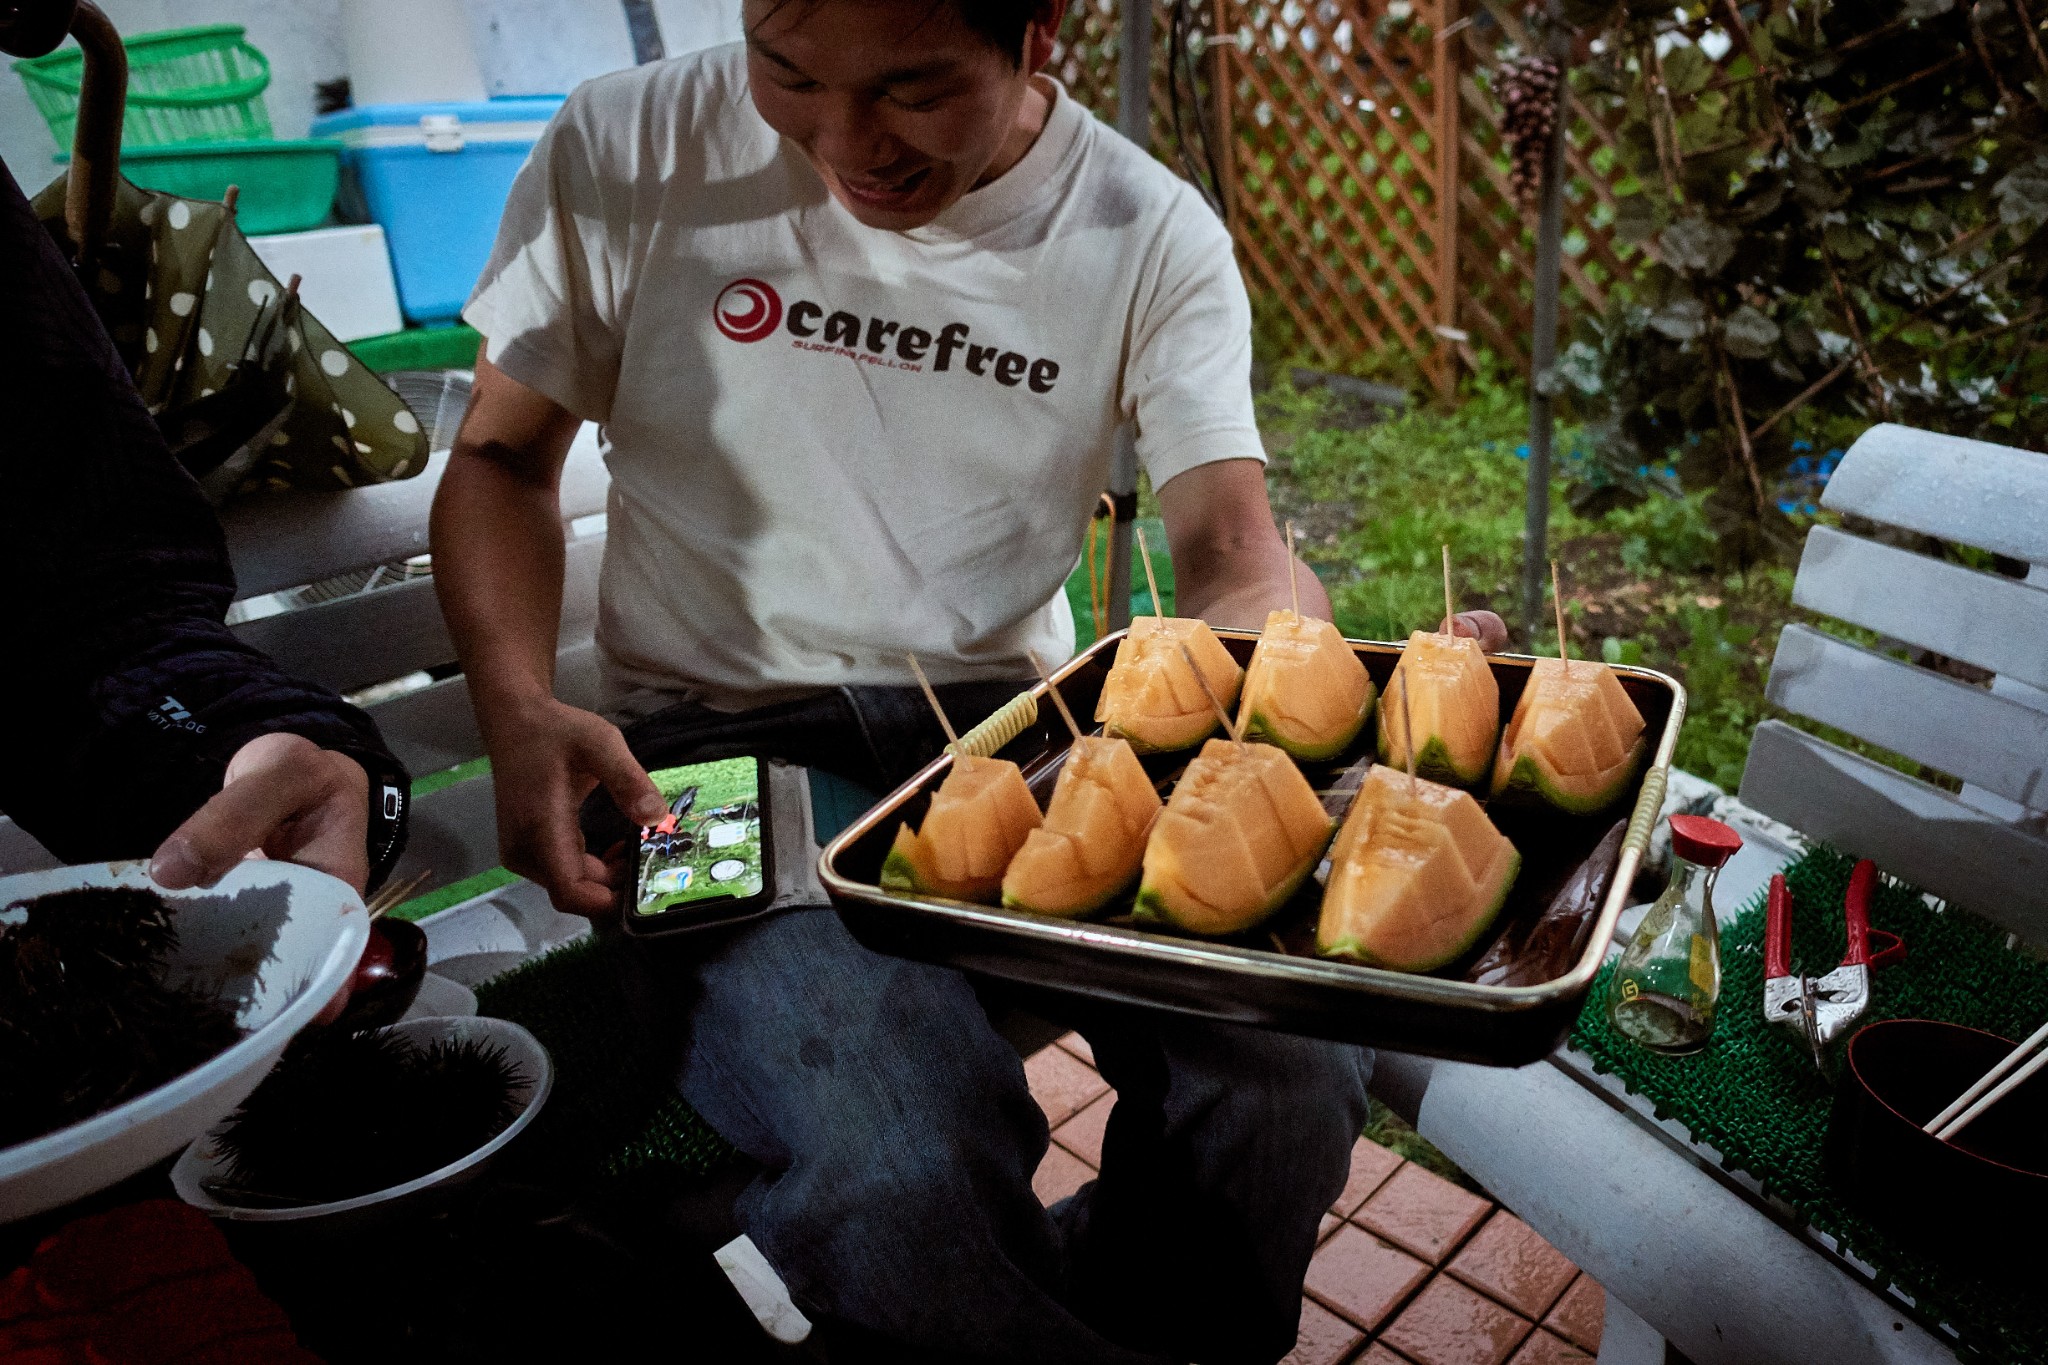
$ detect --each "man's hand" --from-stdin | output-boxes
[150,732,372,892]
[487,697,665,917]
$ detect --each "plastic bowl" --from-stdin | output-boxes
[170,1014,552,1236]
[0,859,368,1223]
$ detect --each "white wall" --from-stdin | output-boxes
[1,0,742,190]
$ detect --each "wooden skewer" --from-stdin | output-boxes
[1285,520,1301,619]
[1137,524,1165,620]
[1398,663,1419,799]
[1441,544,1455,636]
[1926,1017,2048,1138]
[1028,649,1084,743]
[905,653,960,750]
[1179,642,1240,742]
[1551,558,1571,671]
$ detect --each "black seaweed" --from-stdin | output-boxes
[0,886,244,1148]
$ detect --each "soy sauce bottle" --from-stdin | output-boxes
[1607,815,1744,1054]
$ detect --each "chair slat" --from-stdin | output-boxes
[1821,424,2048,563]
[230,533,605,697]
[1792,526,2048,692]
[1739,720,2048,941]
[1766,625,2048,811]
[222,427,610,598]
[388,767,501,892]
[366,638,603,777]
[0,818,59,875]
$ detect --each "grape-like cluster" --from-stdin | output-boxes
[1496,55,1562,206]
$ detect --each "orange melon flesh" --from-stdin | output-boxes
[881,755,1042,904]
[1135,739,1335,936]
[1002,736,1162,917]
[1491,658,1647,814]
[1376,631,1500,790]
[1095,617,1245,754]
[1239,610,1377,761]
[1318,765,1520,971]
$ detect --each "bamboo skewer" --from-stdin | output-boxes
[1137,525,1165,620]
[1286,521,1301,619]
[1399,662,1419,800]
[905,653,959,751]
[1551,559,1571,673]
[1442,544,1455,636]
[1028,649,1084,743]
[1179,642,1243,743]
[1925,1017,2048,1139]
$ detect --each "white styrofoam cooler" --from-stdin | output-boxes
[248,224,405,343]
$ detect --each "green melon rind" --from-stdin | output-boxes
[1103,714,1221,756]
[1316,849,1522,972]
[1376,726,1493,791]
[1489,738,1647,815]
[1243,690,1376,763]
[879,842,926,895]
[1132,842,1327,937]
[1001,861,1143,919]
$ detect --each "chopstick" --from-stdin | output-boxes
[365,868,431,920]
[1924,1017,2048,1142]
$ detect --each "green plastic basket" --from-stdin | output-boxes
[14,23,272,151]
[52,139,340,235]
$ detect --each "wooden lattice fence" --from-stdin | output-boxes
[1055,0,1680,396]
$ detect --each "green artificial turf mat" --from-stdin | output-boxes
[1572,847,2048,1364]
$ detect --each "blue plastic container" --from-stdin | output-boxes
[312,97,563,325]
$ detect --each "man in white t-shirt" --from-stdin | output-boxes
[434,1,1505,1359]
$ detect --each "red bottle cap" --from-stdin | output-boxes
[1668,814,1743,868]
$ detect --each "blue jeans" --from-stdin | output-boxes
[596,689,1373,1363]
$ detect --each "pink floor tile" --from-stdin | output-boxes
[1025,1042,1108,1129]
[1507,1328,1596,1364]
[1379,1276,1533,1365]
[1052,1089,1115,1166]
[1056,1031,1095,1066]
[1303,1225,1429,1332]
[1357,1345,1410,1363]
[1542,1275,1604,1354]
[1032,1143,1096,1207]
[1448,1211,1579,1319]
[1354,1164,1491,1265]
[1332,1138,1405,1218]
[1318,1211,1343,1243]
[1280,1297,1365,1365]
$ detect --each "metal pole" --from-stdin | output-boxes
[1519,18,1573,637]
[1106,0,1154,633]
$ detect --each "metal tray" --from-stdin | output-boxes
[819,629,1685,1066]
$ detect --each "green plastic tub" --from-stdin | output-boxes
[349,325,483,375]
[54,139,339,235]
[15,23,272,150]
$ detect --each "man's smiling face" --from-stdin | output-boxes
[743,0,1058,231]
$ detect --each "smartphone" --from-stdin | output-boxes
[622,756,776,936]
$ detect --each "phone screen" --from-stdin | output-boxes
[635,757,765,919]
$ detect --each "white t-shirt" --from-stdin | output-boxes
[466,42,1262,716]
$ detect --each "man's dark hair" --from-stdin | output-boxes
[755,0,1066,66]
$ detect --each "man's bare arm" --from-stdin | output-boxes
[1155,458,1507,648]
[431,356,662,915]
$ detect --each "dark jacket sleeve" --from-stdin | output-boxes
[0,158,409,883]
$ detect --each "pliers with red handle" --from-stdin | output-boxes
[1762,859,1906,1068]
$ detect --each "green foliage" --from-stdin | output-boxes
[1556,0,2048,561]
[1670,603,1764,789]
[1606,490,1719,576]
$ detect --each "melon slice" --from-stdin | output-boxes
[1318,765,1520,971]
[1095,617,1245,754]
[1135,739,1335,936]
[1238,610,1377,761]
[1376,630,1500,790]
[1002,736,1162,917]
[881,755,1042,904]
[1490,658,1647,814]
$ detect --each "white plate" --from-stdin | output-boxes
[171,1014,552,1233]
[0,860,368,1223]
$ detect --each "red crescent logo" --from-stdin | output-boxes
[713,278,783,343]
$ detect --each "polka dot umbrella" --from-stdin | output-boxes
[29,170,428,498]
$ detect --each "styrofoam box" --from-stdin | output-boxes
[248,224,405,343]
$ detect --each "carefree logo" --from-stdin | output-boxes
[712,277,1060,394]
[713,278,783,343]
